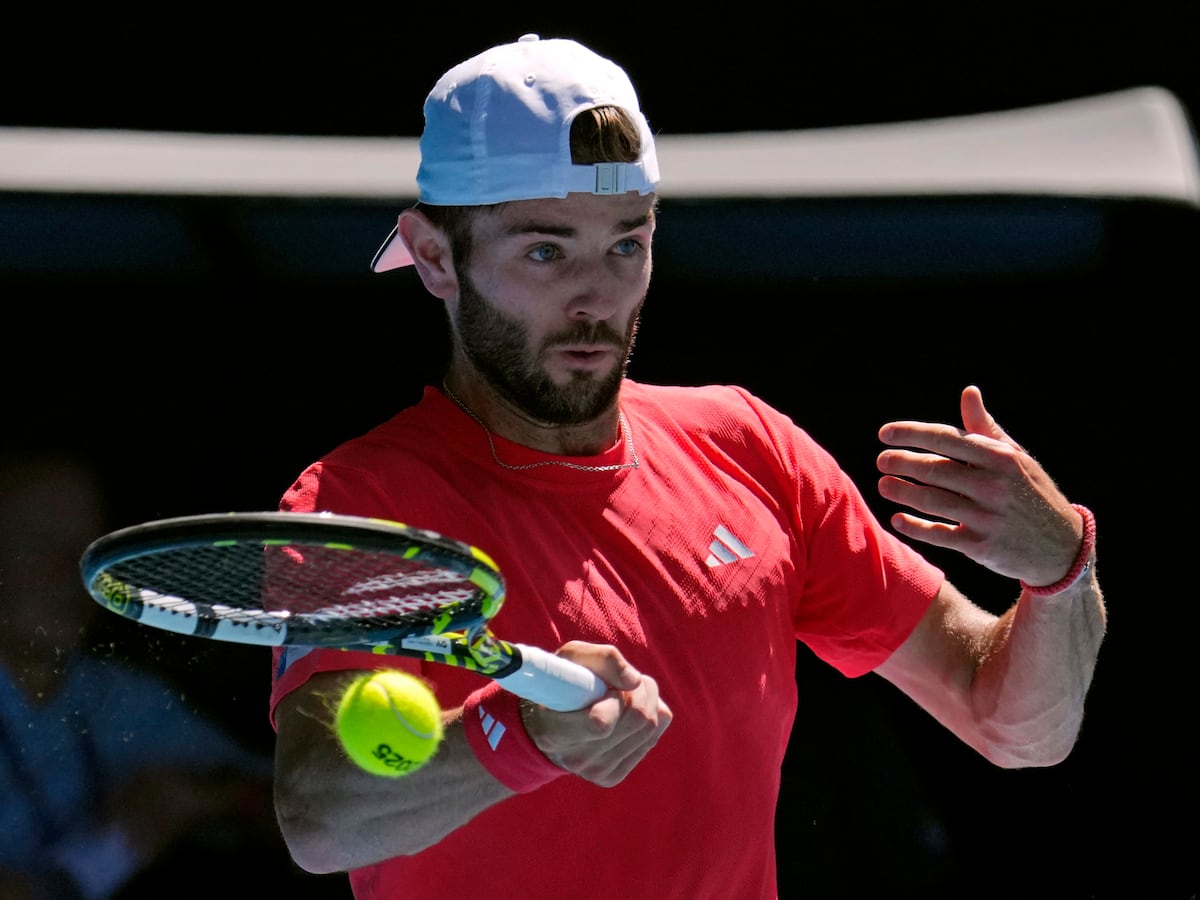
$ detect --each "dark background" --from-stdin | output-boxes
[2,6,1196,140]
[3,6,1197,898]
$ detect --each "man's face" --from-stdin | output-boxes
[450,191,656,425]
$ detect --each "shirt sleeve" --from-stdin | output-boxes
[734,387,944,677]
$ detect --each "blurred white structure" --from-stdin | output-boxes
[1,87,1196,206]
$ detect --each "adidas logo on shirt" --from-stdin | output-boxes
[705,524,755,568]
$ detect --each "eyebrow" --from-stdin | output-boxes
[503,209,655,239]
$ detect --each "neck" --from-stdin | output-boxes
[442,368,622,457]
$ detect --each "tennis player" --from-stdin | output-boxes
[270,34,1106,900]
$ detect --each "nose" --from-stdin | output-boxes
[566,288,617,321]
[564,256,644,320]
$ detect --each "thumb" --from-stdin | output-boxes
[960,385,1024,450]
[558,641,643,692]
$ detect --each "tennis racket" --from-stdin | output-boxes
[78,511,607,711]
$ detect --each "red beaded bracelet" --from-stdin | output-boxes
[1021,504,1096,597]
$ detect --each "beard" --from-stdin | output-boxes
[455,271,643,425]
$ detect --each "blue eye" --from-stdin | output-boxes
[613,238,641,257]
[528,244,560,263]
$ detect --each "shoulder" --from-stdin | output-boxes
[300,385,461,485]
[623,380,823,455]
[325,385,446,458]
[281,386,476,517]
[623,381,774,424]
[624,380,866,503]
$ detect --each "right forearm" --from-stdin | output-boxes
[274,648,670,873]
[275,699,511,874]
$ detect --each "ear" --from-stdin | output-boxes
[398,208,458,300]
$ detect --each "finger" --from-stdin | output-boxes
[888,511,959,545]
[571,692,673,787]
[961,384,1025,451]
[886,512,981,555]
[878,422,1010,469]
[876,447,977,494]
[877,474,978,525]
[557,641,643,692]
[585,706,673,786]
[522,692,623,760]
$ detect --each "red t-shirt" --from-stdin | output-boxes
[270,381,943,900]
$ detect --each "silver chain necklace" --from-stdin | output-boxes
[441,382,640,472]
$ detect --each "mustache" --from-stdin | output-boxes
[544,322,627,349]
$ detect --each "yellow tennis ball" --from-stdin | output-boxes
[335,670,444,777]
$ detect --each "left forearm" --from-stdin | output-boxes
[971,570,1107,767]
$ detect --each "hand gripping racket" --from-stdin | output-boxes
[79,511,607,711]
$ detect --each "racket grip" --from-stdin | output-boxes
[497,643,609,712]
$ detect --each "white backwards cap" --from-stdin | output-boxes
[370,33,660,272]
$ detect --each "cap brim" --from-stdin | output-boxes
[370,224,415,272]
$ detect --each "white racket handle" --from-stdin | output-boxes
[496,643,609,712]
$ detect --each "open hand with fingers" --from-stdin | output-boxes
[876,385,1087,587]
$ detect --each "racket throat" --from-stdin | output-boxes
[466,632,522,677]
[395,631,521,678]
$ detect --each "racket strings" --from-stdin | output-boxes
[105,540,490,638]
